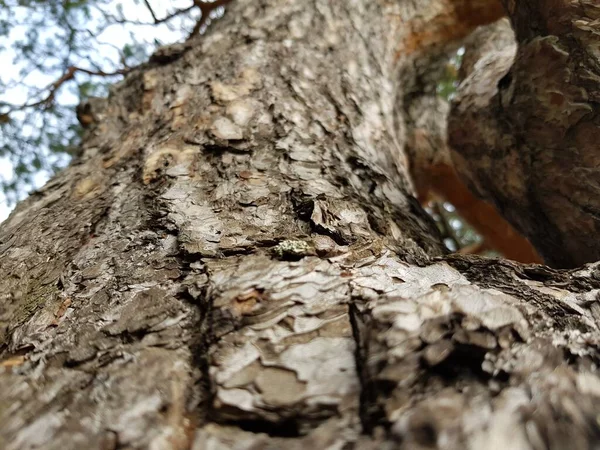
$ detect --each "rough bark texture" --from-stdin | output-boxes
[2,1,600,449]
[449,2,600,268]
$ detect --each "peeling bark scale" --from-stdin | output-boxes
[2,1,600,449]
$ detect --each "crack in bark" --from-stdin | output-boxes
[178,275,215,421]
[142,199,219,432]
[348,302,384,435]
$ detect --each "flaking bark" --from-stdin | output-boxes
[1,1,600,449]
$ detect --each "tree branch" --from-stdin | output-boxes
[424,163,542,263]
[404,77,542,264]
[189,0,232,37]
[397,0,505,55]
[449,3,600,268]
[1,66,128,115]
[97,4,195,27]
[142,0,159,23]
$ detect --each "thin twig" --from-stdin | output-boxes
[2,1,219,117]
[99,4,195,26]
[2,66,128,113]
[142,0,159,23]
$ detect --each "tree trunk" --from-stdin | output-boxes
[2,1,600,449]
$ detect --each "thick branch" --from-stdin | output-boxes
[398,0,505,54]
[449,5,600,268]
[425,163,542,262]
[405,83,541,263]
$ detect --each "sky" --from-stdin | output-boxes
[0,0,206,223]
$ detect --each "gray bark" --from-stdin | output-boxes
[1,1,600,449]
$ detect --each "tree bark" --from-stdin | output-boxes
[2,1,600,449]
[449,2,600,268]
